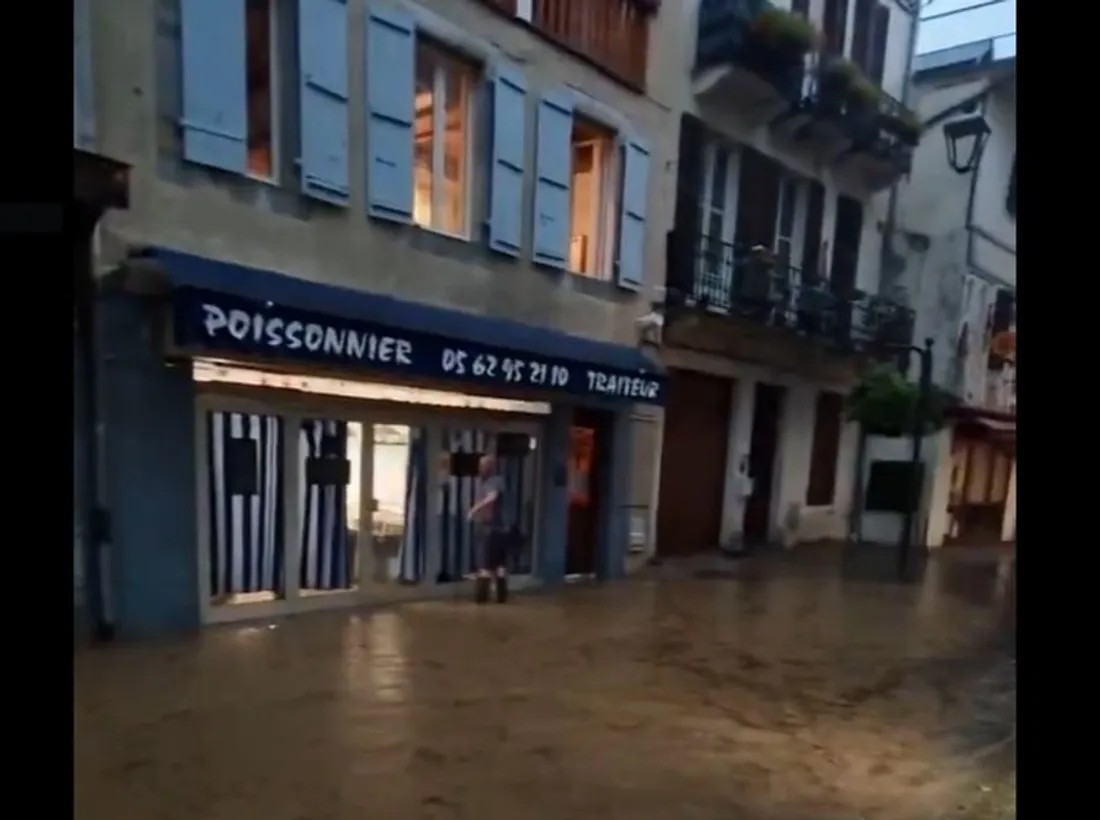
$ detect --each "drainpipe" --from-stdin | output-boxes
[73,150,129,643]
[74,208,115,642]
[851,5,923,545]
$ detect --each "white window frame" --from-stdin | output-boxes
[696,140,740,309]
[245,0,281,184]
[773,175,807,282]
[413,38,478,240]
[568,116,622,282]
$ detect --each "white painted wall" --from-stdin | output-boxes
[892,64,1016,402]
[969,87,1016,286]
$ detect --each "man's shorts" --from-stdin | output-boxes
[473,527,510,570]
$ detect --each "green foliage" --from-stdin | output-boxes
[847,364,947,437]
[751,7,821,55]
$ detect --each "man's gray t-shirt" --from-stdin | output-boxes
[473,475,504,533]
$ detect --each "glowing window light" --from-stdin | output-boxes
[192,359,552,416]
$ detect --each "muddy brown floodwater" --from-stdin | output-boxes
[76,547,1016,820]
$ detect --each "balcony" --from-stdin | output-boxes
[774,57,919,189]
[694,0,812,125]
[481,0,655,89]
[665,232,915,355]
[835,89,919,191]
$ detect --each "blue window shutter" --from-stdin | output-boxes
[616,135,650,292]
[532,92,574,269]
[298,0,350,205]
[179,0,248,173]
[488,66,527,257]
[73,0,95,149]
[365,8,416,223]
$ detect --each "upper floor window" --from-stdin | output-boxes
[569,117,619,278]
[413,41,477,237]
[491,0,653,89]
[245,0,278,181]
[179,0,352,205]
[850,0,890,86]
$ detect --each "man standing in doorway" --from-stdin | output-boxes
[468,454,509,604]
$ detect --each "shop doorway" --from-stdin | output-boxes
[945,433,1015,546]
[566,408,609,576]
[743,383,785,545]
[656,370,732,556]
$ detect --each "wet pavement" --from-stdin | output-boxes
[75,547,1016,820]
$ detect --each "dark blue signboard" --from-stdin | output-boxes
[172,287,665,405]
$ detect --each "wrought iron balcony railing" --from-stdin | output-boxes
[669,233,915,352]
[802,59,920,157]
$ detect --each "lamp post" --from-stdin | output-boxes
[898,337,934,579]
[871,337,934,579]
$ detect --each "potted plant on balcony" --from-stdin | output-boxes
[819,57,861,102]
[735,245,776,317]
[818,58,880,119]
[796,276,834,336]
[750,6,820,61]
[880,107,922,146]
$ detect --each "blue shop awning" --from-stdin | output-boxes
[148,247,666,405]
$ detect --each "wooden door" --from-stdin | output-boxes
[656,370,732,556]
[566,408,608,575]
[743,383,785,544]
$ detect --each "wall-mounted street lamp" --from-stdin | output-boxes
[942,114,992,175]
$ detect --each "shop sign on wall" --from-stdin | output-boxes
[173,288,665,405]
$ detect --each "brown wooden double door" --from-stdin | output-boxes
[656,370,732,556]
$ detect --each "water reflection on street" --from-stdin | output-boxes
[75,548,1015,820]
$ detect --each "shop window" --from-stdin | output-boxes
[245,0,278,180]
[413,40,477,236]
[568,116,619,279]
[206,411,286,606]
[806,391,843,506]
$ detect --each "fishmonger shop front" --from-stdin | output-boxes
[96,249,665,636]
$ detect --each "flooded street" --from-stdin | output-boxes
[75,548,1015,820]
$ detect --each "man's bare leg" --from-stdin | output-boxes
[474,569,492,604]
[494,566,509,603]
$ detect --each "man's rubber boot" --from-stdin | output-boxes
[474,575,491,604]
[494,573,509,604]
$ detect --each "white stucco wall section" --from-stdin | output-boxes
[860,433,944,547]
[713,375,859,549]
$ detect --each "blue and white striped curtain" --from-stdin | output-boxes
[395,428,429,584]
[437,430,535,579]
[439,430,488,580]
[503,446,536,575]
[206,412,285,597]
[298,419,354,591]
